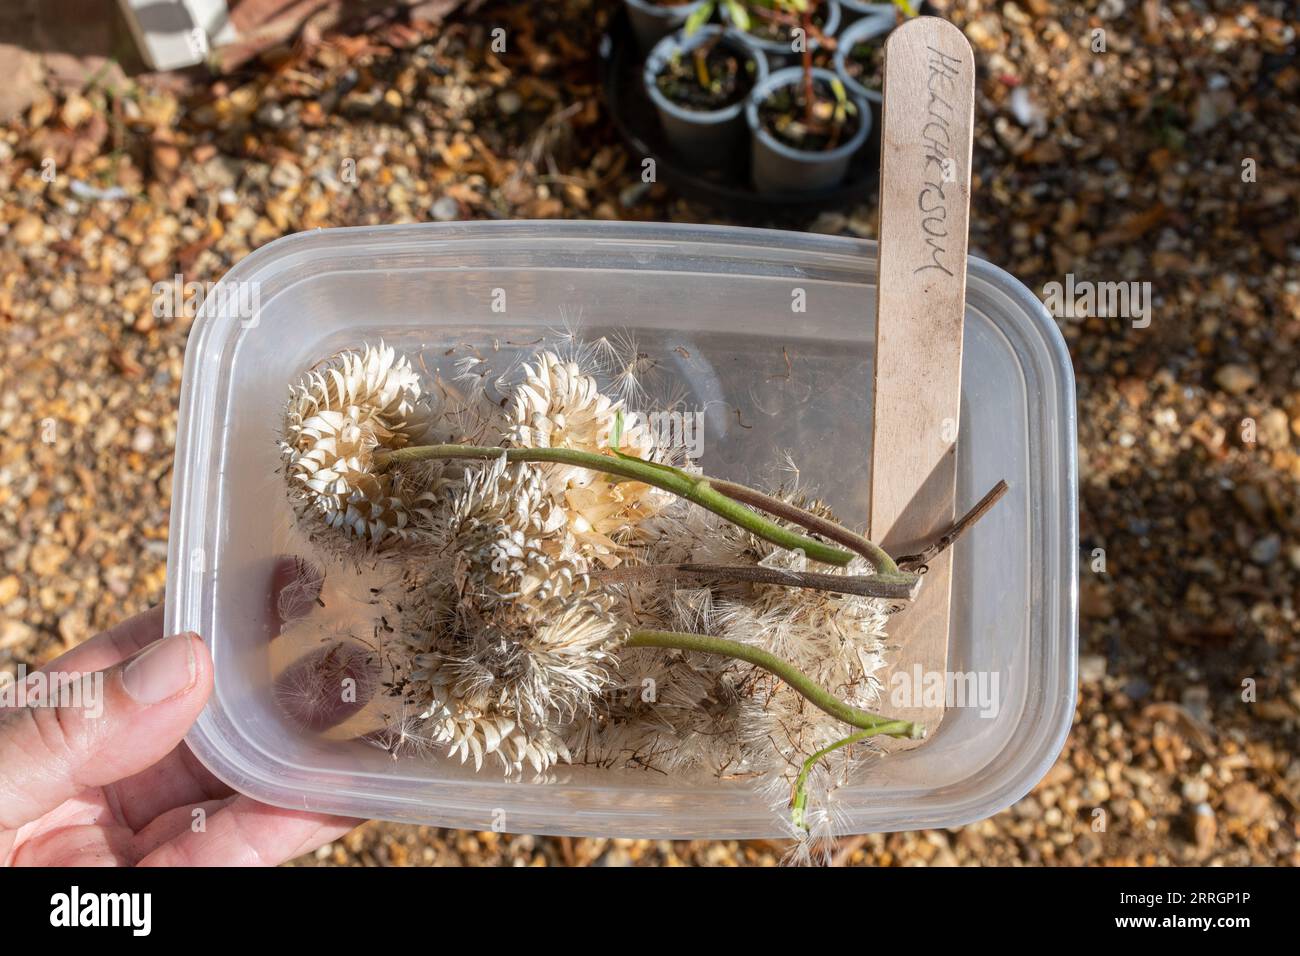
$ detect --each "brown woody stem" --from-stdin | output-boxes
[894,480,1010,571]
[708,478,902,576]
[593,563,921,601]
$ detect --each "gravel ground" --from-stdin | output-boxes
[0,0,1296,866]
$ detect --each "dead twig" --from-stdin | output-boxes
[592,563,922,601]
[894,480,1010,572]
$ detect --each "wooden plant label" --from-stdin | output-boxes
[869,16,976,749]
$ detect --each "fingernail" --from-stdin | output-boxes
[123,633,197,704]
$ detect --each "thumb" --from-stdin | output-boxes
[0,633,212,831]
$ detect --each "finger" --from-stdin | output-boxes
[7,749,231,864]
[7,810,135,867]
[102,742,231,832]
[0,633,211,831]
[29,606,164,678]
[128,795,233,861]
[3,791,124,866]
[137,796,357,867]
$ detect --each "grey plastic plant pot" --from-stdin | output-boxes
[624,0,706,54]
[746,66,871,194]
[722,0,841,69]
[170,220,1077,839]
[643,26,769,168]
[834,12,894,105]
[837,0,898,25]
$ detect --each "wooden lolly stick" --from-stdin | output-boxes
[869,16,975,749]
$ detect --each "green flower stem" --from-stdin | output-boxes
[791,727,901,832]
[706,477,904,577]
[376,444,861,567]
[625,629,925,739]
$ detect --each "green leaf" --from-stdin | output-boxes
[610,407,624,451]
[726,0,751,31]
[684,1,714,35]
[893,0,918,16]
[829,77,852,124]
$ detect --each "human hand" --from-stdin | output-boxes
[0,604,357,866]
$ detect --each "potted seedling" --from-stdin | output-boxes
[724,0,841,68]
[833,9,896,104]
[624,0,709,53]
[643,3,768,166]
[744,0,868,193]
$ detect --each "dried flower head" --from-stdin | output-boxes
[450,454,583,607]
[572,493,890,846]
[506,351,666,561]
[399,455,623,773]
[568,630,771,778]
[408,599,616,773]
[281,343,440,546]
[278,337,904,861]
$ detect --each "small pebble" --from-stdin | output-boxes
[1079,654,1107,684]
[1181,778,1210,803]
[49,286,74,312]
[1222,782,1272,824]
[131,427,156,454]
[1249,534,1281,565]
[1214,363,1258,395]
[256,102,289,128]
[430,196,460,221]
[496,90,523,115]
[1193,803,1217,856]
[269,160,302,189]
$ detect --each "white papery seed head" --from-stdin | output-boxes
[401,454,623,774]
[506,351,666,562]
[281,343,439,546]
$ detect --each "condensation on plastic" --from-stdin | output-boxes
[167,220,1077,838]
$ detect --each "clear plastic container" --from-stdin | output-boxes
[167,220,1077,837]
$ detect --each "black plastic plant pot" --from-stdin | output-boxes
[833,11,894,105]
[837,0,898,26]
[745,66,872,195]
[643,26,770,168]
[723,0,842,70]
[624,0,707,54]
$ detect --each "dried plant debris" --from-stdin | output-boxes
[281,342,441,546]
[278,336,916,857]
